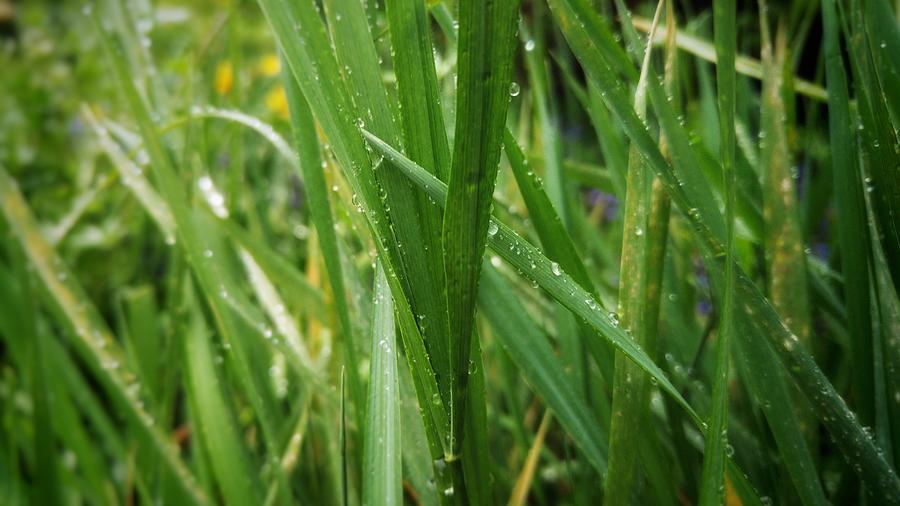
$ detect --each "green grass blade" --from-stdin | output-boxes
[383,0,458,469]
[257,0,454,476]
[822,0,876,428]
[604,2,666,502]
[849,0,900,299]
[92,14,288,501]
[362,264,402,506]
[0,167,207,505]
[546,0,900,500]
[479,265,608,474]
[363,131,696,423]
[83,108,176,242]
[183,293,263,505]
[385,0,452,183]
[698,0,737,501]
[11,250,62,506]
[502,130,615,384]
[213,216,326,318]
[281,62,363,428]
[460,333,492,505]
[442,0,521,462]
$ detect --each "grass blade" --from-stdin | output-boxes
[0,167,207,505]
[822,0,876,428]
[545,0,900,500]
[698,0,737,501]
[479,265,608,474]
[183,291,263,505]
[442,0,521,466]
[364,131,696,422]
[281,61,363,429]
[604,2,667,502]
[362,264,402,506]
[502,131,615,385]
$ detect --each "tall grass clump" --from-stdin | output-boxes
[0,0,899,504]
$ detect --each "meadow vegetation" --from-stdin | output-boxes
[0,0,899,504]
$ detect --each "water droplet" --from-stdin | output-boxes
[509,82,520,97]
[524,39,536,52]
[585,298,597,310]
[203,249,213,258]
[431,393,441,405]
[468,360,477,374]
[487,221,499,236]
[551,262,561,276]
[608,312,620,327]
[634,227,644,236]
[443,486,454,497]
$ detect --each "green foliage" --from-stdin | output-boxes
[1,0,899,504]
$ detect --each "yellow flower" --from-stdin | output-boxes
[265,86,289,119]
[214,61,233,96]
[257,54,281,77]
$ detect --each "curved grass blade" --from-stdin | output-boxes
[362,264,402,506]
[256,0,454,483]
[213,216,326,318]
[0,167,207,505]
[178,106,297,168]
[502,131,615,384]
[363,131,696,424]
[83,108,176,242]
[545,0,900,500]
[91,15,287,502]
[479,265,608,474]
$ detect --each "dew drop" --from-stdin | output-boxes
[608,312,620,327]
[551,262,562,276]
[509,82,520,97]
[487,221,499,236]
